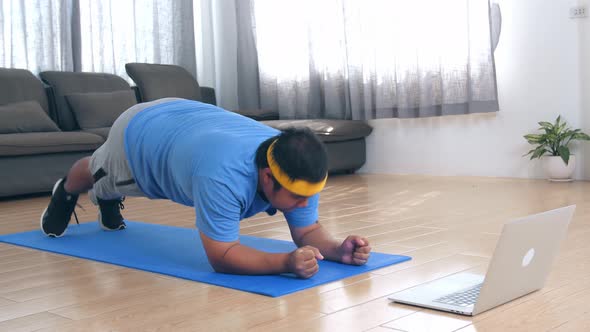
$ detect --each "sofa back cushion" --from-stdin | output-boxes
[125,63,201,102]
[0,101,60,134]
[39,71,134,131]
[66,90,137,129]
[0,68,51,116]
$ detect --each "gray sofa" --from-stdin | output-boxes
[0,65,372,198]
[0,68,104,197]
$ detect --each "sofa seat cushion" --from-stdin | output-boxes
[83,127,111,139]
[232,109,279,121]
[262,119,373,142]
[66,90,137,129]
[0,131,104,156]
[0,101,60,134]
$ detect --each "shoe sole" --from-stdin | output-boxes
[40,179,66,238]
[98,210,126,231]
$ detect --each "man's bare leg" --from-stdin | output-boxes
[63,157,94,194]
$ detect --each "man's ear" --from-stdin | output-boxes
[261,168,273,184]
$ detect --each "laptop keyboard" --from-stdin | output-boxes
[433,283,482,307]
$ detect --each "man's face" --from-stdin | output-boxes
[259,168,311,213]
[267,187,310,213]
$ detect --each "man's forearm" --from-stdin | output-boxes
[212,243,290,275]
[295,224,341,262]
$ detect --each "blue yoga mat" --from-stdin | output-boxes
[0,221,411,297]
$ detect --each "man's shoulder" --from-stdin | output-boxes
[193,170,257,201]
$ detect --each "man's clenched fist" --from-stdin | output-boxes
[288,245,324,278]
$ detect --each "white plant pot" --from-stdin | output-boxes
[543,155,575,181]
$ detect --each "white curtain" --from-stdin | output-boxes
[252,0,499,120]
[0,0,195,81]
[0,0,74,74]
[193,0,260,111]
[193,0,239,110]
[77,0,196,82]
[0,0,499,120]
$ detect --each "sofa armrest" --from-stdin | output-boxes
[200,86,216,106]
[131,86,142,103]
[233,109,279,121]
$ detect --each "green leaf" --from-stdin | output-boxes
[531,147,547,159]
[524,134,543,144]
[523,148,538,157]
[538,121,553,130]
[574,132,590,141]
[558,146,570,164]
[557,121,567,134]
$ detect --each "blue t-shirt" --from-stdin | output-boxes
[124,99,319,242]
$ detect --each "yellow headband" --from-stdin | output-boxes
[266,139,327,196]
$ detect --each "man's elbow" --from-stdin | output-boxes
[202,240,242,274]
[208,257,230,273]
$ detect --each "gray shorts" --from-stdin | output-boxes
[89,98,182,202]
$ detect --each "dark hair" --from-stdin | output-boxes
[256,127,328,192]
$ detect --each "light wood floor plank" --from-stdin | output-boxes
[0,312,72,332]
[383,310,472,332]
[0,296,15,306]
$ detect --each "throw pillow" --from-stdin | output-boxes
[66,90,137,129]
[0,101,60,134]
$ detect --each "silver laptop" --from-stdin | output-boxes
[388,205,575,316]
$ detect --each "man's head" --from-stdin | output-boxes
[256,127,328,212]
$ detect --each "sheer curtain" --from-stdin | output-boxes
[252,0,499,120]
[0,0,499,120]
[77,0,196,81]
[0,0,196,81]
[0,0,74,74]
[193,0,260,110]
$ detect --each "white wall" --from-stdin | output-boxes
[580,1,590,180]
[360,0,587,179]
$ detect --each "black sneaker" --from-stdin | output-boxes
[97,197,127,231]
[40,178,80,237]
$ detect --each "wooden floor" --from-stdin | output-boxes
[0,174,589,332]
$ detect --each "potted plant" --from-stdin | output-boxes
[524,115,590,181]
